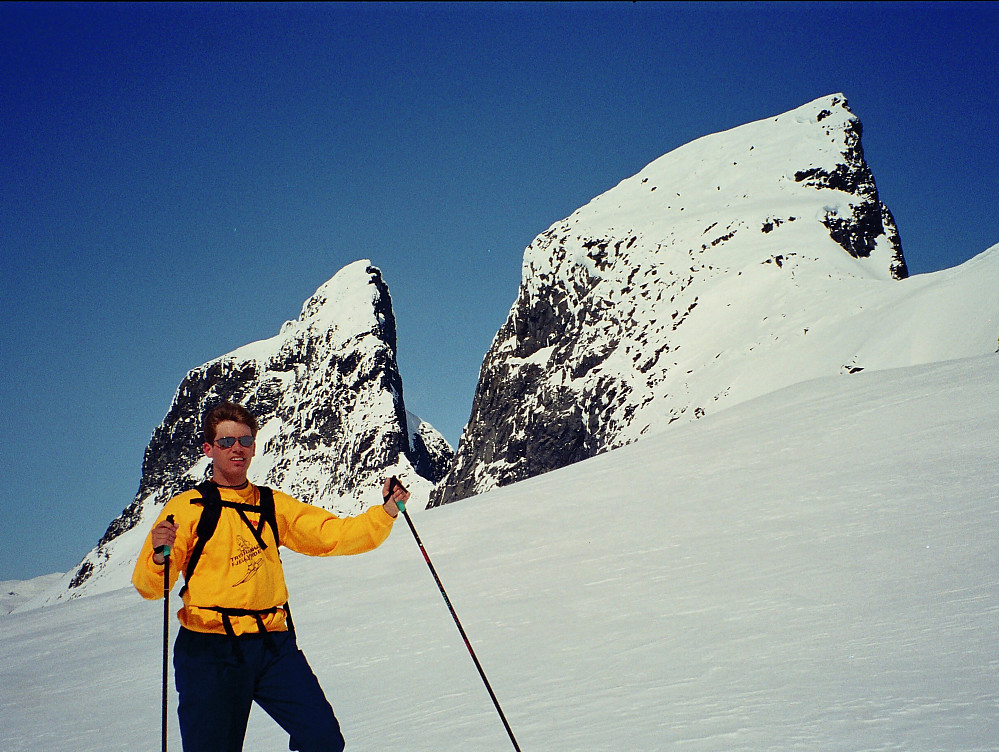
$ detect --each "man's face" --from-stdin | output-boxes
[204,420,255,484]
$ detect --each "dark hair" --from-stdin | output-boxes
[202,402,259,445]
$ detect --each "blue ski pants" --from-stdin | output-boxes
[174,627,345,752]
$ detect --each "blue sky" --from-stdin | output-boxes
[2,1,997,582]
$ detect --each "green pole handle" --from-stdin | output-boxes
[155,514,175,558]
[386,476,407,513]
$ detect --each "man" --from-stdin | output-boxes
[133,401,410,752]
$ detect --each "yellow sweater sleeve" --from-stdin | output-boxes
[131,492,198,601]
[275,491,396,556]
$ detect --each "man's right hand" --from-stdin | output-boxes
[381,476,410,518]
[151,519,178,565]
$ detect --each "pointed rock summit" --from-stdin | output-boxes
[64,260,452,598]
[431,94,911,507]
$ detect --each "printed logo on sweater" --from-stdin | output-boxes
[231,534,264,586]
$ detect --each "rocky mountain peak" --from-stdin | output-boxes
[64,260,452,598]
[430,94,909,507]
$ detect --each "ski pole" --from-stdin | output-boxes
[387,478,522,752]
[155,514,175,752]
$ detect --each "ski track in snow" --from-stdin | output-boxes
[2,356,998,751]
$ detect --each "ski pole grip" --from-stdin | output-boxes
[155,514,175,558]
[385,477,406,513]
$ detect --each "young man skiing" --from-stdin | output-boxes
[132,401,410,752]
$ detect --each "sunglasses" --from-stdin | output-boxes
[214,435,255,448]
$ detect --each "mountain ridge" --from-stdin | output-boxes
[56,260,452,601]
[431,93,990,507]
[36,93,999,602]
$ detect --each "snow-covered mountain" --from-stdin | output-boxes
[4,86,999,750]
[57,260,452,602]
[4,354,997,751]
[430,93,996,507]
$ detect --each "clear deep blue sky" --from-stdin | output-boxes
[2,2,997,582]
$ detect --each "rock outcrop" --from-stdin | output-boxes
[66,260,451,597]
[431,94,908,507]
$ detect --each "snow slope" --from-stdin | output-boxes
[434,94,959,506]
[0,573,64,616]
[3,354,996,751]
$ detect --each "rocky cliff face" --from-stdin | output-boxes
[67,260,452,595]
[431,94,908,507]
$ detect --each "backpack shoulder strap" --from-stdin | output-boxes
[254,485,293,633]
[184,481,223,585]
[257,486,280,548]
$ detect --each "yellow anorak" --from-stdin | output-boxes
[133,483,394,635]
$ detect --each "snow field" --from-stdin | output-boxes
[2,355,997,750]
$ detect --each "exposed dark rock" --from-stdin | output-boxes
[430,94,908,509]
[70,261,452,591]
